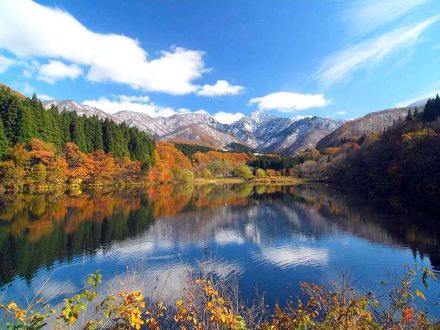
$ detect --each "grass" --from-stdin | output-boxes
[194,176,304,185]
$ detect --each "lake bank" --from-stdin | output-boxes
[194,176,304,185]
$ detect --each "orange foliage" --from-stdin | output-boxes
[148,142,192,183]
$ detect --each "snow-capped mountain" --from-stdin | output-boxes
[42,99,343,154]
[44,100,112,121]
[113,111,167,137]
[259,116,342,154]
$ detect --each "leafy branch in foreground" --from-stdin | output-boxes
[0,267,437,329]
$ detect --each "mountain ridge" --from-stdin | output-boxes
[43,99,343,154]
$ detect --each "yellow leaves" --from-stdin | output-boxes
[402,128,438,142]
[4,302,26,322]
[1,269,438,330]
[416,289,426,300]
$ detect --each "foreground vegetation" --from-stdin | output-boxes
[0,266,437,329]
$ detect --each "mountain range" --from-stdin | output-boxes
[43,100,343,154]
[43,99,422,155]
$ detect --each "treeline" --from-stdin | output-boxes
[329,96,440,198]
[0,86,154,164]
[0,86,156,192]
[0,84,300,192]
[149,142,299,184]
[174,143,214,158]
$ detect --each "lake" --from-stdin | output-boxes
[0,184,439,319]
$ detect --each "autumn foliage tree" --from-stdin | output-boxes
[148,142,193,184]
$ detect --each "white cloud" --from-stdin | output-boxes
[335,111,347,116]
[177,107,191,114]
[0,0,209,95]
[20,59,40,78]
[117,95,150,103]
[38,60,83,83]
[37,94,53,101]
[249,91,330,112]
[12,81,35,95]
[395,87,440,107]
[317,15,440,86]
[342,0,429,36]
[83,95,177,117]
[196,80,244,97]
[213,111,245,124]
[0,54,15,73]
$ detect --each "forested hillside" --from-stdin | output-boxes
[0,85,155,192]
[330,96,440,198]
[0,86,154,162]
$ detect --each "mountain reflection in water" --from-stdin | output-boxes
[0,184,439,313]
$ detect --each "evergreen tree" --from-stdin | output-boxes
[406,109,413,121]
[16,107,34,143]
[92,119,104,151]
[422,95,440,122]
[70,116,88,151]
[413,108,419,120]
[0,119,10,160]
[0,86,155,167]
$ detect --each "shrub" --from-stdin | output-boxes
[174,169,195,183]
[255,168,267,178]
[233,165,254,180]
[0,267,436,329]
[201,168,213,179]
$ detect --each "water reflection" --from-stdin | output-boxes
[0,184,439,312]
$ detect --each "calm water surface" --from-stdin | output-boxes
[0,184,439,317]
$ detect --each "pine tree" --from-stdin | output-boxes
[70,117,88,152]
[422,95,440,122]
[0,118,10,160]
[406,109,413,121]
[92,119,104,151]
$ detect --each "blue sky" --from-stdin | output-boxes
[0,0,440,123]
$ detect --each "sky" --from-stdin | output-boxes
[0,0,440,123]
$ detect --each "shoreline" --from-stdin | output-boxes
[194,176,305,185]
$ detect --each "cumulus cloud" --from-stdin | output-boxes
[249,92,330,112]
[341,0,429,36]
[213,111,245,124]
[0,0,209,95]
[83,95,177,117]
[0,54,15,73]
[38,60,83,83]
[196,80,244,97]
[316,15,440,86]
[37,94,53,101]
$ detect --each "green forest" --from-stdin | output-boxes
[0,86,154,163]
